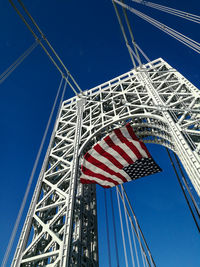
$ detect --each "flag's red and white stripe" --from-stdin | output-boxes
[80,123,161,188]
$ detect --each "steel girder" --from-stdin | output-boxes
[12,58,200,266]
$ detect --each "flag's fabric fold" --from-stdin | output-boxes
[80,123,161,188]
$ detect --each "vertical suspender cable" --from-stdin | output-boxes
[129,220,141,267]
[104,190,112,267]
[173,152,200,219]
[110,189,120,267]
[121,185,155,267]
[166,148,200,233]
[1,76,66,267]
[117,187,151,267]
[116,187,129,267]
[120,185,136,267]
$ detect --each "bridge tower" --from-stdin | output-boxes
[11,57,200,266]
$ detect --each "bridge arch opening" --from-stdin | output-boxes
[79,113,175,157]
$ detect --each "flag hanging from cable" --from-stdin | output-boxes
[80,123,161,188]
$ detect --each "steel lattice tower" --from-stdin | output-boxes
[12,58,200,266]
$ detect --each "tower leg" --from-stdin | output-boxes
[12,99,99,267]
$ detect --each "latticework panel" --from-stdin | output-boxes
[12,100,98,266]
[76,58,200,194]
[77,59,200,154]
[12,58,200,267]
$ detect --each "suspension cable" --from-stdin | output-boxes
[17,0,82,94]
[110,189,120,267]
[114,0,200,55]
[121,0,142,67]
[112,0,149,68]
[1,76,67,267]
[129,214,141,267]
[166,148,200,233]
[134,42,151,63]
[116,186,129,267]
[9,0,82,95]
[131,0,200,24]
[173,152,200,219]
[117,187,152,267]
[120,185,156,267]
[127,44,143,65]
[104,190,112,267]
[120,185,136,267]
[0,40,39,84]
[115,0,200,52]
[112,0,137,68]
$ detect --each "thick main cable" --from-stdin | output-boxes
[127,44,143,66]
[131,0,200,24]
[115,0,200,51]
[121,0,142,67]
[114,0,200,54]
[112,0,137,68]
[17,0,82,94]
[134,42,151,63]
[9,0,82,95]
[1,77,66,267]
[0,40,38,84]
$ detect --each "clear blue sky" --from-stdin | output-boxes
[0,0,200,266]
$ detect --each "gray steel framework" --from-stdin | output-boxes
[12,58,200,266]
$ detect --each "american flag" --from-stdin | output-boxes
[80,123,161,188]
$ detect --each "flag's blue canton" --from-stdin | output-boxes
[123,158,162,180]
[80,123,162,188]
